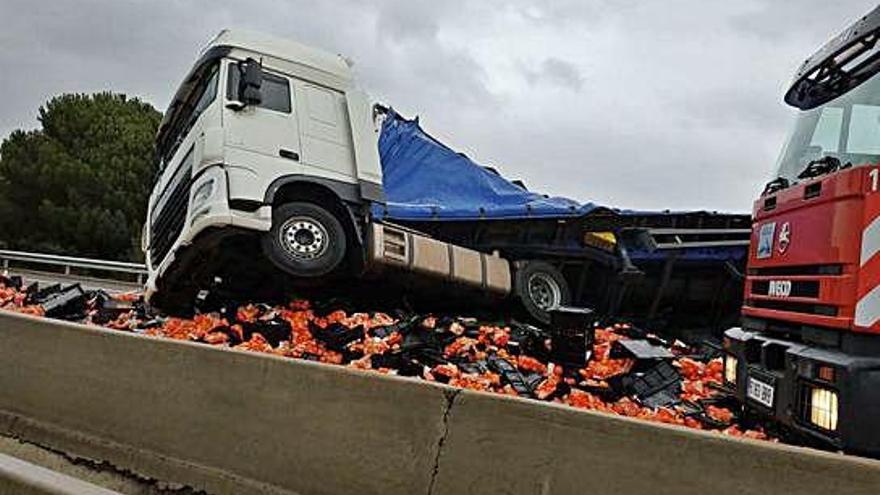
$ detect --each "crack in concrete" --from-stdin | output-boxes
[1,427,204,494]
[7,415,19,435]
[426,388,460,495]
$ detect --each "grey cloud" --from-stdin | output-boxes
[728,0,875,42]
[674,86,788,133]
[364,2,498,113]
[375,0,444,42]
[0,0,875,212]
[523,58,585,91]
[514,0,637,27]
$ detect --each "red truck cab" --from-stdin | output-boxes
[724,6,880,455]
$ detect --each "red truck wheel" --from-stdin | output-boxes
[262,202,347,278]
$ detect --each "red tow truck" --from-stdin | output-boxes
[724,5,880,455]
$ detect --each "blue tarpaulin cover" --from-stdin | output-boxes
[372,110,746,262]
[373,109,608,221]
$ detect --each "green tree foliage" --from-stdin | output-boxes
[0,93,162,261]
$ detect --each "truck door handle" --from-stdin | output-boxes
[279,149,300,161]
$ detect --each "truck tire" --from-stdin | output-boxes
[514,261,571,324]
[262,202,347,278]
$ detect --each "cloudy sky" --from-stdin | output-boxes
[0,0,875,212]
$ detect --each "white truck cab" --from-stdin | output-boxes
[145,30,509,309]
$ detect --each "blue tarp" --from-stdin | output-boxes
[373,110,607,221]
[372,110,746,263]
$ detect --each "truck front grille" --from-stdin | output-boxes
[749,264,842,276]
[150,153,193,267]
[746,299,838,317]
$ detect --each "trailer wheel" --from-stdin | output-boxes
[514,261,571,324]
[262,202,347,278]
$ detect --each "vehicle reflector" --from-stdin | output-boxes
[817,365,836,383]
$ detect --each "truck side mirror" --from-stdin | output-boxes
[238,58,263,107]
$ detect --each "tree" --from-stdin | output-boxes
[0,93,162,261]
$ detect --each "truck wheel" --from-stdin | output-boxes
[514,261,571,324]
[262,202,347,278]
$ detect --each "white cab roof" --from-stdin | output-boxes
[206,29,353,80]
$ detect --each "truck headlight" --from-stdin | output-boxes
[807,386,839,431]
[191,179,215,211]
[724,354,738,385]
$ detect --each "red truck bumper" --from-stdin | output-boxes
[723,326,880,455]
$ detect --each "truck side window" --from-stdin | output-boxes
[193,68,219,117]
[157,62,219,170]
[227,65,291,114]
[809,106,843,153]
[847,104,880,155]
[260,73,292,113]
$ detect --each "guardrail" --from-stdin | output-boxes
[0,250,147,285]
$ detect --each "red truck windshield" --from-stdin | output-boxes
[775,73,880,183]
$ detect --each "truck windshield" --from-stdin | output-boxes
[156,62,220,172]
[775,73,880,183]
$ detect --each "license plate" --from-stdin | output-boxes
[747,376,775,408]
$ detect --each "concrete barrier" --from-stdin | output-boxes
[0,311,449,495]
[2,310,880,495]
[434,389,880,495]
[0,452,123,495]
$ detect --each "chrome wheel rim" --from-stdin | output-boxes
[280,216,329,260]
[527,272,562,311]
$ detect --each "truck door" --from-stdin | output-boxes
[292,81,357,183]
[223,61,303,172]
